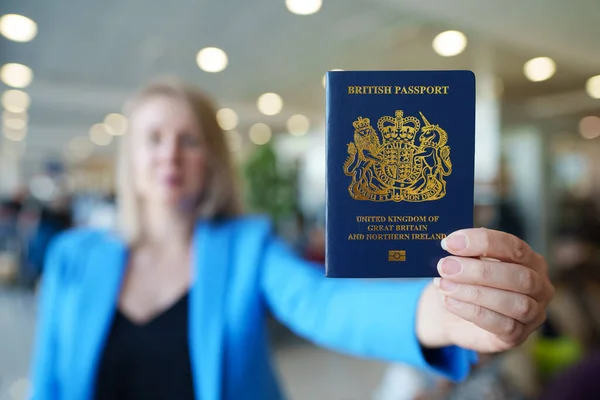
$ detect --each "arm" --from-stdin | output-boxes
[260,234,476,382]
[29,235,67,399]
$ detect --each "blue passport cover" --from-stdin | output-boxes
[325,70,475,278]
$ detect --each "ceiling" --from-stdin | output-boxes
[1,0,600,174]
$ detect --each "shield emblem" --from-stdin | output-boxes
[396,145,414,181]
[379,142,417,183]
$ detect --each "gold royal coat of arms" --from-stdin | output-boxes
[343,110,452,202]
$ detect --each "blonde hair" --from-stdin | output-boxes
[116,76,243,244]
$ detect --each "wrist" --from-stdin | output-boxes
[416,281,452,348]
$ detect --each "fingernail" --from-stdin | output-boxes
[433,277,440,288]
[438,258,462,275]
[439,279,458,291]
[442,234,467,251]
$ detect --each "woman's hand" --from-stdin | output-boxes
[416,228,555,353]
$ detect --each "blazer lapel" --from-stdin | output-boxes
[73,233,127,399]
[190,219,231,400]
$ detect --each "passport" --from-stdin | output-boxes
[325,70,475,278]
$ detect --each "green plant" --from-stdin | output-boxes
[242,142,299,228]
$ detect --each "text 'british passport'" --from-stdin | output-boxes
[325,70,475,278]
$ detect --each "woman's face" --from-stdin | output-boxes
[129,95,206,209]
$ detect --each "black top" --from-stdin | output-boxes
[94,292,196,400]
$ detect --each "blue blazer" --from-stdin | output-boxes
[30,216,476,400]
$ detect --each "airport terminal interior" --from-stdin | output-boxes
[1,1,600,399]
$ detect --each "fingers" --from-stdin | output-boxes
[441,296,527,343]
[437,256,545,299]
[441,228,543,270]
[435,228,555,351]
[434,278,539,324]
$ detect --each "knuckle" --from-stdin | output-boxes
[504,318,518,335]
[515,296,537,322]
[521,269,538,294]
[472,304,485,321]
[503,319,523,344]
[511,235,529,262]
[467,284,485,304]
[478,227,491,256]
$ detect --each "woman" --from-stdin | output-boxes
[29,77,554,400]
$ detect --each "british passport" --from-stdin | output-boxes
[325,70,475,278]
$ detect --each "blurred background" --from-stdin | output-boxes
[1,0,600,399]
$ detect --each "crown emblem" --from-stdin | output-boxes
[377,110,421,141]
[353,116,371,131]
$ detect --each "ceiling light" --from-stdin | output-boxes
[579,116,600,140]
[287,114,310,136]
[216,108,238,130]
[523,57,556,82]
[257,93,283,116]
[196,47,228,73]
[3,110,27,123]
[89,123,113,146]
[0,63,33,88]
[1,90,30,112]
[3,126,26,142]
[585,75,600,99]
[322,69,344,88]
[432,30,467,57]
[103,113,128,135]
[249,123,272,145]
[0,14,37,42]
[286,0,322,15]
[3,117,26,130]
